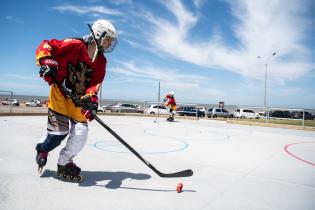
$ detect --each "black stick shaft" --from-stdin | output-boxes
[93,115,156,170]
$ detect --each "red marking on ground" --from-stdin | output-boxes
[284,142,315,167]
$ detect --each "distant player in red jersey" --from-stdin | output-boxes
[35,19,118,180]
[164,91,177,122]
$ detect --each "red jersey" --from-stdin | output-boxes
[36,38,106,98]
[165,94,176,109]
[35,38,107,121]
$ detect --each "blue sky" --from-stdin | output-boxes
[1,0,315,108]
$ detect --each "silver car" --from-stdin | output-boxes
[1,98,19,106]
[25,99,42,107]
[207,108,233,118]
[111,103,143,113]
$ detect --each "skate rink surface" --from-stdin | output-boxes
[0,115,314,210]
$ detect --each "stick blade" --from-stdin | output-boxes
[159,169,193,178]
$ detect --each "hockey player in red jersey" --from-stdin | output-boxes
[35,19,118,180]
[164,91,177,122]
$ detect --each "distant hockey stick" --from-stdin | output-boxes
[93,115,193,178]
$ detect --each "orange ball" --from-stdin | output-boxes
[176,183,183,193]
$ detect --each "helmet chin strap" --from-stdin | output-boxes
[87,24,104,62]
[92,43,99,62]
[92,39,106,62]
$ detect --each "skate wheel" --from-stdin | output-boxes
[62,173,68,179]
[56,172,61,177]
[76,175,83,182]
[69,175,75,180]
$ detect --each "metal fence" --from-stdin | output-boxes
[1,93,314,127]
[0,91,14,113]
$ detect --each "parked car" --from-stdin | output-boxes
[207,108,233,118]
[234,108,259,119]
[111,103,143,113]
[282,111,291,118]
[290,111,314,120]
[269,110,290,118]
[102,104,113,110]
[304,111,314,120]
[258,112,266,117]
[1,98,19,106]
[197,107,207,116]
[145,104,170,115]
[176,106,205,117]
[25,99,42,107]
[98,106,105,112]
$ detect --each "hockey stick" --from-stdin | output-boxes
[54,80,192,177]
[93,115,193,178]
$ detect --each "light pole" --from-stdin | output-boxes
[258,52,277,123]
[99,84,102,107]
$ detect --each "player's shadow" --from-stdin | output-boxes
[81,171,151,188]
[41,170,196,192]
[41,169,151,189]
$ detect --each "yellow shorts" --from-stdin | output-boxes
[47,84,86,122]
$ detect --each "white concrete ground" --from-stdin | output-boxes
[0,115,314,210]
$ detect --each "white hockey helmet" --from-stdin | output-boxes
[169,91,174,96]
[92,19,118,53]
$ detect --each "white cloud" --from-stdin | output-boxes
[192,0,206,9]
[53,4,123,16]
[0,81,46,95]
[5,16,24,24]
[141,0,314,82]
[122,38,144,49]
[3,74,39,81]
[110,60,210,89]
[107,60,226,103]
[107,0,133,6]
[47,0,314,107]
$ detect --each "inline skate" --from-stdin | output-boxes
[36,144,48,174]
[56,162,83,182]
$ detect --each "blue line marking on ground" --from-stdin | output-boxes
[92,138,189,155]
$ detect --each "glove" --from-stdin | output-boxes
[81,94,98,121]
[39,58,58,85]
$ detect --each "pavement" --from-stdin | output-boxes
[0,115,314,210]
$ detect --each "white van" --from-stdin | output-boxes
[234,108,260,119]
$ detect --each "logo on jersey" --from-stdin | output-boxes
[63,61,95,105]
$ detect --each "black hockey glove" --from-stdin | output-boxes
[39,58,58,85]
[81,94,98,121]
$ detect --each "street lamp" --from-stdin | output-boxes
[99,85,102,107]
[257,52,277,123]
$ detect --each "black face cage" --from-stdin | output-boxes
[99,31,117,53]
